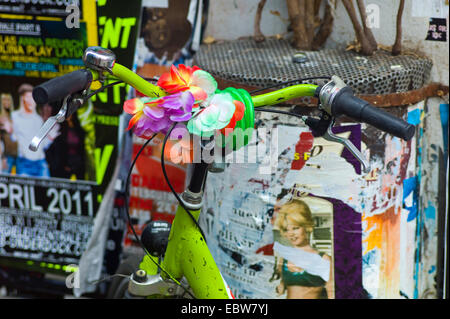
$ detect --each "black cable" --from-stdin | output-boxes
[123,133,196,299]
[160,123,208,244]
[124,134,155,252]
[83,77,157,102]
[84,80,123,101]
[254,107,308,121]
[142,77,159,82]
[80,77,197,297]
[249,76,331,95]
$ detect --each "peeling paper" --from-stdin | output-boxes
[202,123,364,299]
[203,100,441,299]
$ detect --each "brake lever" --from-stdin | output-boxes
[28,92,86,152]
[304,112,371,174]
[323,117,371,174]
[28,95,69,152]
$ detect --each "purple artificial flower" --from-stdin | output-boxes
[124,91,194,138]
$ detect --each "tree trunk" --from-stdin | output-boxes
[314,0,322,16]
[286,0,310,49]
[312,2,334,50]
[285,0,333,51]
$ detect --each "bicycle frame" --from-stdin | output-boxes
[92,62,321,299]
[135,163,233,299]
[25,42,416,299]
[29,44,414,299]
[93,62,321,299]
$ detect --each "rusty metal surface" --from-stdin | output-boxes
[360,83,449,107]
[215,74,448,108]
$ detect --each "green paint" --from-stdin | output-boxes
[119,18,137,48]
[111,63,166,98]
[161,205,230,299]
[113,82,127,104]
[100,17,122,48]
[98,16,107,26]
[251,84,318,107]
[93,114,120,126]
[94,144,114,185]
[65,265,78,272]
[99,17,137,49]
[139,254,160,276]
[91,88,108,103]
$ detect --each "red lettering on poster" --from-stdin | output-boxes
[291,132,314,171]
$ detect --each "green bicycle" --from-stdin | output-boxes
[29,46,415,299]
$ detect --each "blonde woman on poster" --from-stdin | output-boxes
[272,199,334,299]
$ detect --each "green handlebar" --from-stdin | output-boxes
[103,63,318,108]
[251,84,318,107]
[106,63,318,107]
[110,63,167,98]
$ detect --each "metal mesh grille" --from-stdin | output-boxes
[194,38,433,95]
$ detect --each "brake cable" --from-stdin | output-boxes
[84,80,196,298]
[124,133,196,299]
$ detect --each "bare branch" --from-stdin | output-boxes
[254,0,267,43]
[312,2,334,50]
[286,0,310,49]
[314,0,322,16]
[392,0,405,55]
[342,0,375,55]
[356,0,378,51]
[305,0,316,46]
[284,0,333,50]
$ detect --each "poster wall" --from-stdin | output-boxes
[135,0,207,77]
[201,105,423,299]
[0,1,100,272]
[0,0,141,280]
[201,121,365,299]
[124,0,207,249]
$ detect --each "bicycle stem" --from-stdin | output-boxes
[187,162,209,194]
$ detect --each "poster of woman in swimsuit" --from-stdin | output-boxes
[271,192,335,299]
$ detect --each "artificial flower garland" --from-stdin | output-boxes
[123,64,246,140]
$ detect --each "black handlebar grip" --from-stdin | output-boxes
[32,69,93,104]
[331,87,415,141]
